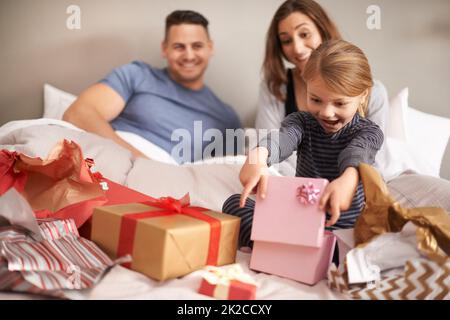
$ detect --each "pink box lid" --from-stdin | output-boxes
[251,176,329,248]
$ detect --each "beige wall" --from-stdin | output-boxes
[1,0,449,177]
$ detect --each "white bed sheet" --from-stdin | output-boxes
[0,250,345,300]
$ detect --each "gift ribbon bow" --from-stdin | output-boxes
[203,265,258,286]
[201,265,258,299]
[297,182,320,205]
[153,194,190,213]
[117,193,221,268]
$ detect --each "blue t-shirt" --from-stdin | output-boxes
[100,61,242,163]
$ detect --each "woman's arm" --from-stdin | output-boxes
[255,80,299,176]
[255,80,285,130]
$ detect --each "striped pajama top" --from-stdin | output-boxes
[259,111,384,229]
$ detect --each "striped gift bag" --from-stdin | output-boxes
[0,219,126,298]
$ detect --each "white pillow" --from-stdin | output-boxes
[386,87,409,142]
[383,88,450,179]
[406,107,450,177]
[43,83,77,120]
[377,136,436,181]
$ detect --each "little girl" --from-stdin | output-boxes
[223,40,384,250]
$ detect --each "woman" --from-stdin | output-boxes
[255,0,388,175]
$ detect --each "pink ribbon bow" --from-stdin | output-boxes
[297,182,320,205]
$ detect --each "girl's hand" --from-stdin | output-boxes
[239,147,269,208]
[319,167,359,227]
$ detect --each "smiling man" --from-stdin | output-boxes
[63,10,241,162]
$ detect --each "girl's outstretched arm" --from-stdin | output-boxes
[319,167,360,227]
[239,147,270,208]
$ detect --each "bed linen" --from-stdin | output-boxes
[0,119,448,300]
[0,119,345,299]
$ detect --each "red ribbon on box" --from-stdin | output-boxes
[117,193,221,268]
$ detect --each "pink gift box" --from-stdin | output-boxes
[250,231,336,285]
[249,176,336,285]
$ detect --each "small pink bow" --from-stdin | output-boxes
[297,182,320,205]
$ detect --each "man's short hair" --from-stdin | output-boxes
[165,10,209,40]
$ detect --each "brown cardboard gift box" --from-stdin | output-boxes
[90,195,240,281]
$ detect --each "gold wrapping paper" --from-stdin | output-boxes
[354,163,450,262]
[91,202,240,281]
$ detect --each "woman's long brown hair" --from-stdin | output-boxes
[263,0,341,102]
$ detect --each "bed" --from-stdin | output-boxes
[0,85,449,300]
[0,119,347,300]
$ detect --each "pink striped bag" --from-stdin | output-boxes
[0,218,125,298]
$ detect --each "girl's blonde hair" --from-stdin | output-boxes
[302,40,373,117]
[263,0,341,102]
